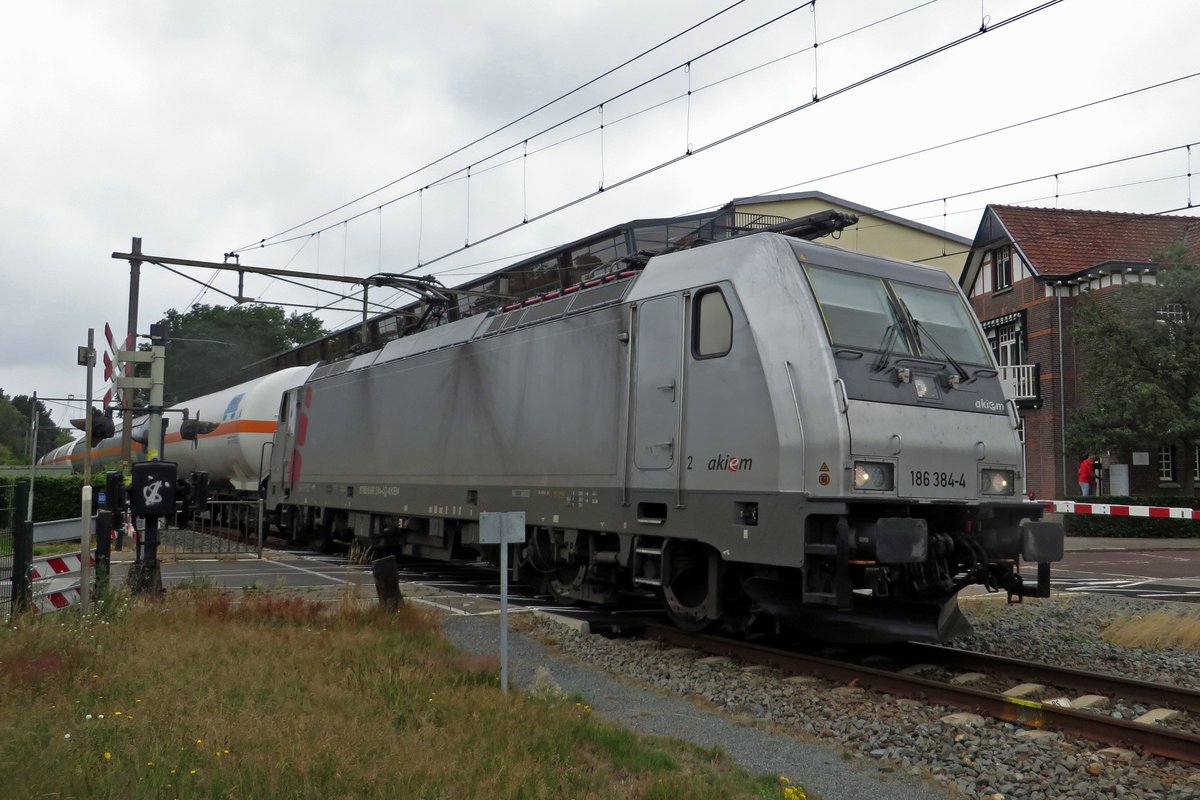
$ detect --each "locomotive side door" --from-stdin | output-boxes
[631,295,682,487]
[273,386,304,498]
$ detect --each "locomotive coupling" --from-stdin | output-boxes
[853,518,929,563]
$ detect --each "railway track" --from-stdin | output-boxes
[643,623,1200,765]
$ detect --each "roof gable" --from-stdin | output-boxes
[988,205,1200,276]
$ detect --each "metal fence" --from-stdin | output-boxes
[0,482,14,621]
[163,499,263,557]
[1,482,32,621]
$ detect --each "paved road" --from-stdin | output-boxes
[1035,547,1200,602]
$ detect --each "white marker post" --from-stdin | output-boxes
[479,511,526,694]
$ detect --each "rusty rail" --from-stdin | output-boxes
[902,642,1200,714]
[644,623,1200,765]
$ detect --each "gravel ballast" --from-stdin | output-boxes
[442,593,1200,799]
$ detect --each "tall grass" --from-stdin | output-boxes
[0,590,800,799]
[1102,609,1200,650]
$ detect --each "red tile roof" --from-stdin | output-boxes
[991,205,1200,276]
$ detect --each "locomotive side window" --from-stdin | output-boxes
[693,288,732,358]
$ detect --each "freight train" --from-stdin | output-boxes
[44,225,1065,642]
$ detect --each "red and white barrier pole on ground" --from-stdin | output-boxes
[1042,500,1200,520]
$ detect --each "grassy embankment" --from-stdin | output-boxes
[0,590,811,799]
[1103,609,1200,649]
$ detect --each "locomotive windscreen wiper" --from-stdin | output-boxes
[908,314,971,384]
[872,324,904,372]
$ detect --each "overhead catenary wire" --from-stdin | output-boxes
[382,0,1064,278]
[328,5,1200,328]
[238,0,1064,289]
[156,261,397,317]
[230,0,827,255]
[233,0,944,258]
[311,142,1199,327]
[194,1,1191,328]
[835,139,1200,239]
[231,0,753,253]
[744,70,1200,202]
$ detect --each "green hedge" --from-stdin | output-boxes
[0,475,107,523]
[1063,495,1200,538]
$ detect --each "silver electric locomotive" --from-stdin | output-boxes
[265,229,1064,643]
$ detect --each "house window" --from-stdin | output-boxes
[1159,303,1186,323]
[1158,445,1200,483]
[1158,303,1188,342]
[990,245,1013,291]
[1159,445,1174,482]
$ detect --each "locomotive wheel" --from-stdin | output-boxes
[525,529,583,605]
[545,564,586,605]
[660,543,717,632]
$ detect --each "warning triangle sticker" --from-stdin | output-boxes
[819,462,829,473]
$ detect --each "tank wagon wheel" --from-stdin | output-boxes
[659,541,721,632]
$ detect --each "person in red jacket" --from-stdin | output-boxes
[1078,454,1095,496]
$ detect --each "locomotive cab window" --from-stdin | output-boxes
[693,288,732,358]
[803,264,992,366]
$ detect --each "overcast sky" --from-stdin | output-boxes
[3,0,1197,427]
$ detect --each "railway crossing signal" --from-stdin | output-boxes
[70,407,115,446]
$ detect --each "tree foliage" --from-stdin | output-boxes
[0,391,71,465]
[1068,242,1200,494]
[154,304,328,403]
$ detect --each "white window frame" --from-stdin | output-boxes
[991,245,1013,291]
[992,324,1020,367]
[1159,445,1175,482]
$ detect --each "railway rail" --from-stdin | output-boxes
[643,623,1200,765]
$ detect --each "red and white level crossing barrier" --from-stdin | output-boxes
[28,553,96,614]
[29,553,94,580]
[34,587,82,613]
[1041,500,1200,520]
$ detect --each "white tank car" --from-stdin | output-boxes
[165,366,317,491]
[39,366,316,492]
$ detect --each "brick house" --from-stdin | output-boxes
[959,205,1200,500]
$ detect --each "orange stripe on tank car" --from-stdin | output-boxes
[55,443,145,467]
[161,418,278,445]
[49,420,278,465]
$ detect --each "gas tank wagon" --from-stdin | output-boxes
[264,229,1063,643]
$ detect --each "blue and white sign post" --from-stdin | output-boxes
[479,511,526,694]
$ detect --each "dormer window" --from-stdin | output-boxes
[990,245,1013,291]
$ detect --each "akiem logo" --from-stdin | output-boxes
[708,454,753,472]
[974,398,1006,412]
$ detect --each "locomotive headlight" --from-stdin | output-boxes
[854,461,895,491]
[981,468,1016,495]
[913,375,937,399]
